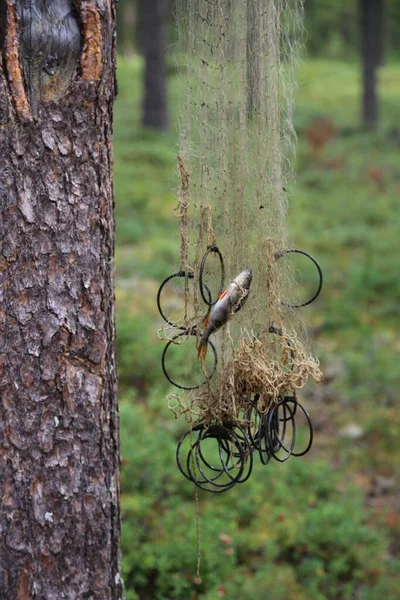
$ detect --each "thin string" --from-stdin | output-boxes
[176,153,191,324]
[189,426,202,585]
[194,486,202,585]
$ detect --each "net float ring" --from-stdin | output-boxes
[257,408,282,465]
[266,398,297,463]
[275,249,323,308]
[161,331,218,390]
[176,422,253,493]
[195,425,251,486]
[244,398,266,452]
[182,436,243,493]
[282,396,314,457]
[157,270,212,329]
[199,245,226,307]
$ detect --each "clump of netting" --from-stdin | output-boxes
[157,208,323,491]
[157,0,323,492]
[191,328,322,423]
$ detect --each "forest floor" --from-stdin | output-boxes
[114,58,400,600]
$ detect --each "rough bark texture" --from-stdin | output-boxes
[360,0,384,128]
[0,1,122,598]
[138,0,168,130]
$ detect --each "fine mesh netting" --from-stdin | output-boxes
[157,0,322,491]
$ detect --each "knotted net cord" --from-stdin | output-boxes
[167,0,321,427]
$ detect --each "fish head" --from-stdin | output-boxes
[233,268,252,290]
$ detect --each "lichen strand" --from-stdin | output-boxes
[79,0,104,81]
[3,0,31,120]
[0,1,121,598]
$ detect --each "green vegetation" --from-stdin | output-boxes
[115,58,400,599]
[303,0,400,60]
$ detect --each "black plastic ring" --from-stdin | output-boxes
[187,441,239,493]
[157,270,212,329]
[257,412,273,465]
[199,245,225,307]
[266,400,297,462]
[176,423,252,492]
[258,408,282,464]
[270,408,286,452]
[199,425,244,479]
[197,424,236,471]
[285,398,314,457]
[271,400,301,457]
[194,440,232,485]
[196,426,237,479]
[278,395,298,422]
[215,425,253,484]
[196,434,244,487]
[161,331,217,390]
[176,429,197,482]
[176,425,227,485]
[246,402,263,451]
[275,249,323,308]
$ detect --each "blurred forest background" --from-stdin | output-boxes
[114,1,400,598]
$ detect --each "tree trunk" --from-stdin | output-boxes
[138,0,168,130]
[0,2,122,598]
[360,0,384,128]
[116,0,136,58]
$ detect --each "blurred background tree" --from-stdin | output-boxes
[360,0,385,128]
[137,0,169,129]
[116,0,137,58]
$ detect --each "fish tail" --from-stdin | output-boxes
[197,339,208,360]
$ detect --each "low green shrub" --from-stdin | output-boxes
[119,400,394,599]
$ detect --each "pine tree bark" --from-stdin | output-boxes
[0,1,122,598]
[138,0,168,130]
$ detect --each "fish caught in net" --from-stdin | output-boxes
[157,0,323,492]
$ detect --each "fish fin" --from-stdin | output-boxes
[218,288,229,300]
[197,340,208,360]
[203,315,210,328]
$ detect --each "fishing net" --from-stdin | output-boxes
[157,0,323,492]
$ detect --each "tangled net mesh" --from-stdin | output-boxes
[160,0,322,432]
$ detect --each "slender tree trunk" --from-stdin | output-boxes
[116,0,136,58]
[360,0,384,128]
[138,0,168,130]
[0,1,122,598]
